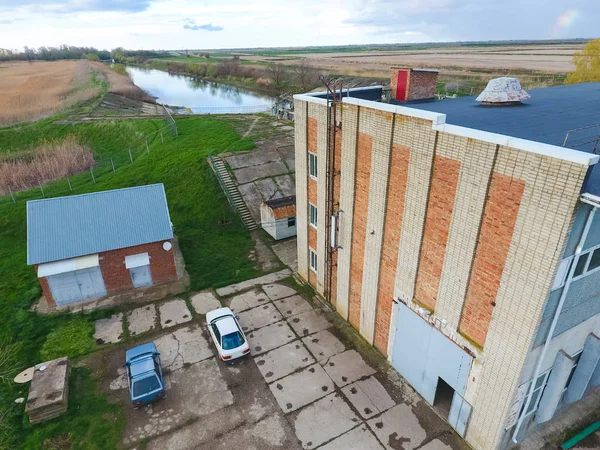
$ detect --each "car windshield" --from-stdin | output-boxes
[132,375,160,398]
[222,331,245,350]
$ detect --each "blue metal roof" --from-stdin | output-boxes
[27,184,173,265]
[410,82,600,194]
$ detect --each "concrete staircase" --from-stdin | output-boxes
[208,155,258,231]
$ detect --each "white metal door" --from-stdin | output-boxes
[448,392,472,437]
[48,267,106,305]
[130,265,153,288]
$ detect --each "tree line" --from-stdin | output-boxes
[0,46,165,62]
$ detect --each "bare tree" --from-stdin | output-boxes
[266,63,288,94]
[294,60,320,92]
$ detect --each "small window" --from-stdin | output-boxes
[211,323,221,343]
[309,152,318,179]
[518,371,550,420]
[552,257,573,290]
[309,203,318,228]
[574,255,587,277]
[588,249,600,272]
[309,249,318,273]
[288,217,296,228]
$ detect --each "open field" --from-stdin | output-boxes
[0,60,100,127]
[0,115,263,449]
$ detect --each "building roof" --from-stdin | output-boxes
[27,184,173,265]
[410,82,600,194]
[264,195,296,209]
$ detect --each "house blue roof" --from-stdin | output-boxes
[27,184,173,265]
[410,82,600,195]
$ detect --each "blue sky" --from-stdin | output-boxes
[0,0,598,50]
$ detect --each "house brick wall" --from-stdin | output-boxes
[272,204,296,220]
[330,124,343,308]
[414,155,460,310]
[374,144,410,354]
[100,240,177,292]
[348,133,373,328]
[406,70,439,101]
[294,100,309,280]
[459,173,525,347]
[37,271,56,307]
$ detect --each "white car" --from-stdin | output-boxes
[206,307,250,362]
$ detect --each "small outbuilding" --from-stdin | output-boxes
[261,196,296,240]
[27,184,181,308]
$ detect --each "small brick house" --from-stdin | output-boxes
[261,195,297,240]
[390,67,439,103]
[27,184,179,307]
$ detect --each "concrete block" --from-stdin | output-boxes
[247,321,297,355]
[273,295,313,318]
[25,358,70,424]
[318,424,384,450]
[565,333,600,404]
[262,283,297,301]
[159,299,192,328]
[237,303,283,332]
[341,376,395,419]
[287,310,331,337]
[323,350,376,387]
[301,330,346,363]
[126,304,157,336]
[292,393,361,449]
[190,291,221,315]
[254,341,315,382]
[268,364,334,412]
[229,288,270,313]
[367,403,426,450]
[94,313,123,344]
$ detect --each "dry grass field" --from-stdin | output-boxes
[0,60,100,127]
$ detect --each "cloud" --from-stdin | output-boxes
[0,0,152,13]
[183,18,223,31]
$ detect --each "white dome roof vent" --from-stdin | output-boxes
[476,77,530,106]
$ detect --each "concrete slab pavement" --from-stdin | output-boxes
[292,393,361,449]
[247,321,297,355]
[94,313,123,344]
[262,282,297,301]
[269,364,334,412]
[255,341,315,382]
[420,440,454,450]
[302,330,346,363]
[323,350,376,387]
[216,269,292,296]
[234,161,288,184]
[274,295,313,318]
[126,304,157,336]
[287,310,331,337]
[271,240,298,272]
[319,424,384,450]
[190,291,221,314]
[367,404,427,450]
[237,303,283,332]
[228,288,270,313]
[274,174,295,197]
[155,325,213,372]
[342,376,395,419]
[158,298,192,328]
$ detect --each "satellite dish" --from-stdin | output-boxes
[163,241,172,251]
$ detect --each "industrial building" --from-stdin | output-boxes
[27,184,182,307]
[293,70,600,450]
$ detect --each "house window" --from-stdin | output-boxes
[519,370,551,420]
[309,152,318,179]
[309,203,318,228]
[288,217,296,228]
[309,249,318,273]
[552,246,600,290]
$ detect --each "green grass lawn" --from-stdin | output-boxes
[0,115,261,449]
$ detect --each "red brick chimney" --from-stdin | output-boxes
[390,68,439,104]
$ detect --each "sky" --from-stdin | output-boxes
[0,0,598,51]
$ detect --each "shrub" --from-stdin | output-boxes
[40,318,95,361]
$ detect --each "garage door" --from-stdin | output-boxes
[48,267,106,305]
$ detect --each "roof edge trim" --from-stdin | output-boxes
[293,94,328,105]
[342,97,447,125]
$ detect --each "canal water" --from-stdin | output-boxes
[126,66,274,113]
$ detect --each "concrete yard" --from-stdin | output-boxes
[98,273,468,450]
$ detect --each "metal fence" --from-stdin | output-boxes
[162,105,178,136]
[0,122,178,207]
[180,105,271,115]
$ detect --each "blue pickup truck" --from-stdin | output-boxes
[125,342,166,408]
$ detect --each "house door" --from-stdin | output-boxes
[130,265,153,288]
[396,70,408,101]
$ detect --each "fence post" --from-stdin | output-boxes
[90,168,96,183]
[111,158,115,173]
[39,181,45,197]
[67,176,72,191]
[146,137,149,154]
[128,147,133,163]
[9,187,15,204]
[160,130,164,144]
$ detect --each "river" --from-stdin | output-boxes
[125,66,275,114]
